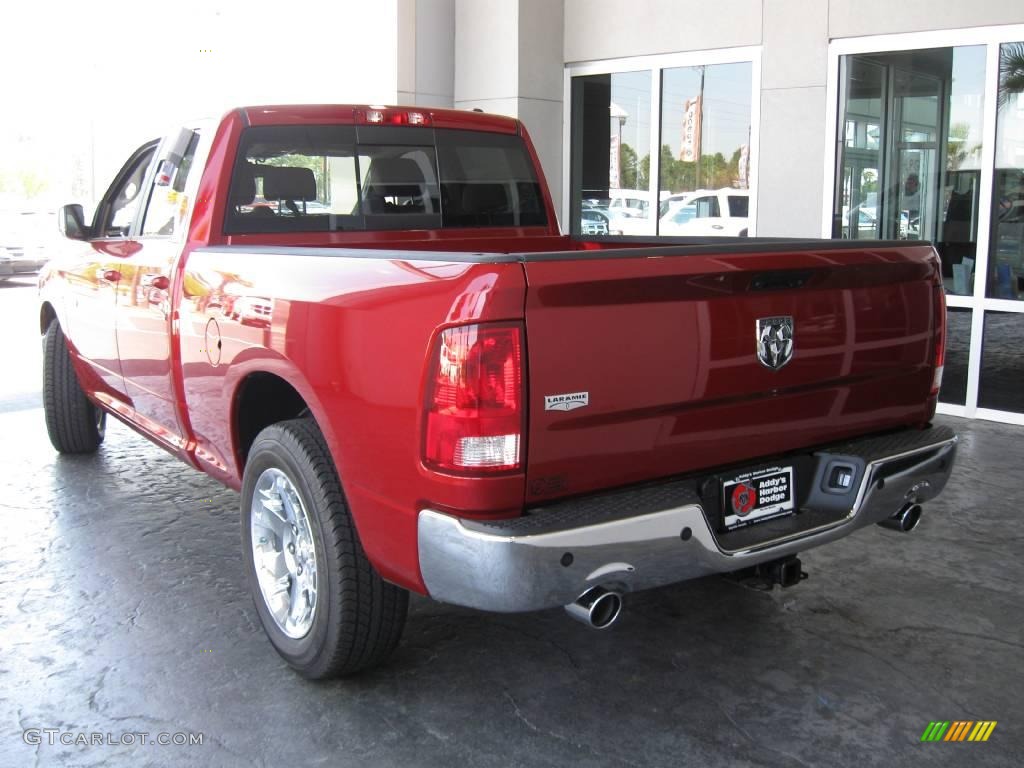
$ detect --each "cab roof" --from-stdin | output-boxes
[237,105,521,134]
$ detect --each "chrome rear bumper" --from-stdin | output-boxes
[417,426,957,613]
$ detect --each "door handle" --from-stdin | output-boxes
[144,275,170,290]
[711,224,725,230]
[101,269,121,282]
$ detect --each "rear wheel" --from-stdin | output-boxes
[42,320,106,453]
[241,419,408,679]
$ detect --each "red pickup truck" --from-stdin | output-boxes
[39,105,957,679]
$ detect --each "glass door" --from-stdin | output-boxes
[886,68,942,241]
[829,29,1024,425]
[834,58,885,239]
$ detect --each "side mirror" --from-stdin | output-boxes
[59,204,89,241]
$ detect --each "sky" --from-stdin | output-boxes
[0,1,400,210]
[609,62,753,162]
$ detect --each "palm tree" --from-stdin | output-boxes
[998,42,1024,108]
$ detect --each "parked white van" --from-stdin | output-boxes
[659,189,750,237]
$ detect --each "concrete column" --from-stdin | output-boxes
[516,0,565,222]
[454,0,565,226]
[398,0,456,107]
[756,0,830,237]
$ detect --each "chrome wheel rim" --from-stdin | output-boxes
[250,468,318,639]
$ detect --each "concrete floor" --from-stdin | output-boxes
[1,275,1021,767]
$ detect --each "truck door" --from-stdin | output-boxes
[113,128,200,452]
[61,141,157,400]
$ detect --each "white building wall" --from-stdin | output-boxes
[563,0,763,63]
[398,0,456,107]
[556,0,1024,236]
[828,0,1024,38]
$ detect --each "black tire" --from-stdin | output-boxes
[43,320,106,453]
[241,418,408,679]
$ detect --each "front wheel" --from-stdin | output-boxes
[241,419,408,679]
[42,320,106,453]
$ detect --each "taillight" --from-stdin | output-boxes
[931,286,946,396]
[355,107,431,126]
[424,323,524,473]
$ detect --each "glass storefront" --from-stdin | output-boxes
[568,31,1023,424]
[832,45,986,289]
[658,63,752,237]
[831,30,1024,423]
[979,311,1024,412]
[568,50,758,239]
[569,71,652,236]
[989,42,1024,302]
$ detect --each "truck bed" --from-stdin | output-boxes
[187,236,942,512]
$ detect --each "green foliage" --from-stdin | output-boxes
[0,168,49,200]
[18,170,48,199]
[620,143,638,189]
[946,122,981,171]
[619,143,649,191]
[998,42,1024,108]
[861,169,878,194]
[657,145,739,194]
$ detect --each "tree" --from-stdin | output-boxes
[659,145,694,193]
[618,143,649,191]
[619,143,638,189]
[998,41,1024,108]
[18,170,48,199]
[946,122,981,171]
[861,169,878,195]
[656,145,741,194]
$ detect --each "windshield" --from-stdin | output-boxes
[659,197,689,218]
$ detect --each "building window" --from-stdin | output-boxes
[827,26,1024,425]
[569,71,653,236]
[979,311,1024,413]
[939,307,971,406]
[831,45,987,294]
[658,63,753,237]
[567,49,759,239]
[989,42,1024,302]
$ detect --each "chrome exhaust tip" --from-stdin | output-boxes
[878,503,923,533]
[565,586,623,629]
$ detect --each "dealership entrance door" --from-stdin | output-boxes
[833,48,978,247]
[829,31,1024,425]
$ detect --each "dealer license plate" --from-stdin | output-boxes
[721,466,795,530]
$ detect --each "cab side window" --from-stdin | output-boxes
[142,131,200,237]
[727,195,749,218]
[96,143,158,238]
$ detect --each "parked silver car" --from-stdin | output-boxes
[0,210,57,281]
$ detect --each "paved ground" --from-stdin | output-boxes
[1,275,1021,767]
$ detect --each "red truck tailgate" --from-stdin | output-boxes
[522,243,942,503]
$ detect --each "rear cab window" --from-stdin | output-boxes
[224,125,547,234]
